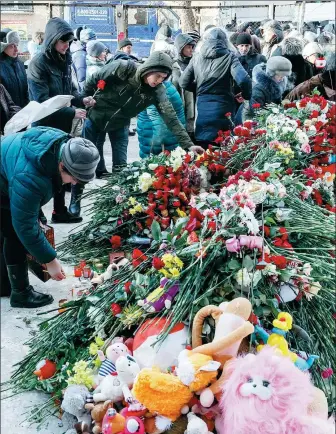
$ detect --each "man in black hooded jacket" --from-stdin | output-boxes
[28,18,95,223]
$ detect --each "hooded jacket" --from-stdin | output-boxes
[0,84,21,134]
[0,53,28,108]
[150,25,175,56]
[180,28,251,141]
[281,37,313,87]
[27,18,82,133]
[83,51,193,149]
[86,55,106,81]
[172,33,196,132]
[113,51,139,62]
[0,127,70,263]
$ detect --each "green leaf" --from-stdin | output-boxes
[228,259,241,271]
[151,220,162,242]
[259,294,267,304]
[173,218,189,236]
[174,231,189,249]
[243,255,255,271]
[180,243,200,256]
[265,216,276,225]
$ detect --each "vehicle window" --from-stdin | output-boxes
[128,8,148,25]
[157,8,180,31]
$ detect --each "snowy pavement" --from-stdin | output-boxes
[1,134,139,433]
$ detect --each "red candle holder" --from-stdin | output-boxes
[83,266,91,278]
[74,265,82,278]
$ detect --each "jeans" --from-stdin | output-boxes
[83,118,129,168]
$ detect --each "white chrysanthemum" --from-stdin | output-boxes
[138,172,154,192]
[235,268,251,287]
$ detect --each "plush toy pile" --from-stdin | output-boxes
[4,94,335,433]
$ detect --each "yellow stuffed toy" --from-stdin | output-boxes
[132,351,220,432]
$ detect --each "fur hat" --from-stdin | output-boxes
[281,37,304,56]
[0,31,20,53]
[302,42,323,58]
[236,32,252,46]
[266,56,292,76]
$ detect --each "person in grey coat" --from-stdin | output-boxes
[180,28,252,148]
[262,20,284,59]
[70,27,96,92]
[236,32,267,77]
[172,33,196,139]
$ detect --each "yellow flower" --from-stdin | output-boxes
[173,256,184,269]
[129,207,137,215]
[129,197,137,206]
[159,268,171,278]
[169,267,180,278]
[162,253,174,267]
[95,337,105,347]
[94,358,102,368]
[134,204,143,213]
[89,343,99,355]
[177,208,187,217]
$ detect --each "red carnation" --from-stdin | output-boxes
[124,282,132,293]
[110,303,122,316]
[312,189,323,206]
[152,257,165,270]
[97,79,106,90]
[270,255,287,270]
[225,112,232,118]
[132,249,148,267]
[263,225,271,237]
[286,168,293,175]
[321,368,333,379]
[252,103,261,109]
[278,227,288,240]
[110,235,122,249]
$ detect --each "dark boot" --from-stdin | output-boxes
[1,256,11,297]
[51,206,83,224]
[8,261,53,308]
[95,169,110,179]
[69,184,84,217]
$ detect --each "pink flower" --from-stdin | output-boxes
[321,368,333,379]
[226,237,241,253]
[239,235,263,250]
[301,143,311,154]
[203,209,215,218]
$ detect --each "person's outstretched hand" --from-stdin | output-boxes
[83,96,96,107]
[46,258,66,281]
[189,145,205,155]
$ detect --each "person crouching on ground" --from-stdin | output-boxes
[0,127,99,308]
[82,50,204,168]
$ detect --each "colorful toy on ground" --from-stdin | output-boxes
[255,312,318,371]
[137,278,180,312]
[33,359,57,380]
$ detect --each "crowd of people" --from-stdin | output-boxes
[0,17,335,308]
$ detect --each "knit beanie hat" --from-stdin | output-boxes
[187,30,200,44]
[80,27,96,43]
[266,56,292,76]
[118,38,132,49]
[86,40,107,57]
[139,51,173,79]
[302,42,323,58]
[236,32,252,46]
[61,138,100,182]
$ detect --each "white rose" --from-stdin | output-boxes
[138,172,153,192]
[148,163,158,171]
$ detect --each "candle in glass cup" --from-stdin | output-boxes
[74,265,82,277]
[83,265,91,278]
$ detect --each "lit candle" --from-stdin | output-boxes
[74,265,82,278]
[83,266,91,278]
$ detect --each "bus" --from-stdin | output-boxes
[64,1,181,58]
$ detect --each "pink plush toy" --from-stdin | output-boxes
[218,347,334,434]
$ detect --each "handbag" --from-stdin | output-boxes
[26,225,55,282]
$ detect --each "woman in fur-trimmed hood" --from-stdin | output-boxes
[280,37,313,87]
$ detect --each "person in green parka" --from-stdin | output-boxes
[0,127,100,308]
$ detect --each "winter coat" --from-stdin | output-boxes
[27,18,82,133]
[137,81,186,158]
[0,84,21,134]
[86,55,106,81]
[0,127,70,263]
[286,71,336,102]
[70,39,87,92]
[180,28,252,142]
[83,51,193,149]
[243,63,287,120]
[0,53,29,108]
[172,33,196,133]
[238,49,267,77]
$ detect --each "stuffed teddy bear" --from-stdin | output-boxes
[93,355,140,403]
[218,347,334,434]
[191,297,254,405]
[132,350,221,432]
[91,259,129,285]
[97,342,130,381]
[62,385,92,428]
[85,400,113,434]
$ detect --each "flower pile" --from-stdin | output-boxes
[6,94,335,424]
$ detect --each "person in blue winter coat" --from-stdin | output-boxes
[0,127,100,308]
[70,26,96,92]
[180,28,252,148]
[0,31,29,107]
[138,79,186,158]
